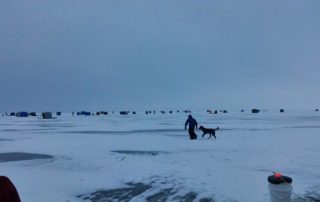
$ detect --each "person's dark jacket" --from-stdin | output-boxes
[185,115,198,130]
[0,176,21,202]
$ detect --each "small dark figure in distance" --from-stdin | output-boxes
[199,126,220,139]
[185,115,198,140]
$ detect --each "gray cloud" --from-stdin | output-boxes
[1,0,320,112]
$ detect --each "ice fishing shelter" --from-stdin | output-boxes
[77,111,91,116]
[42,112,53,119]
[16,112,28,117]
[29,112,37,116]
[252,109,260,113]
[83,111,91,116]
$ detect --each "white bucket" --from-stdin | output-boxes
[268,183,293,202]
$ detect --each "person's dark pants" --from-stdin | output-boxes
[188,129,197,140]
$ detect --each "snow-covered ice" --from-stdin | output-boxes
[0,110,319,201]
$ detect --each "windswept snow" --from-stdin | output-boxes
[0,110,319,201]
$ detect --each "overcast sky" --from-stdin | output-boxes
[1,0,320,112]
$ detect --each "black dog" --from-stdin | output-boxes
[199,126,220,139]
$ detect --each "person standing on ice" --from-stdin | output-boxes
[185,115,198,140]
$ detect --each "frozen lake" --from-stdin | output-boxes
[0,110,319,202]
